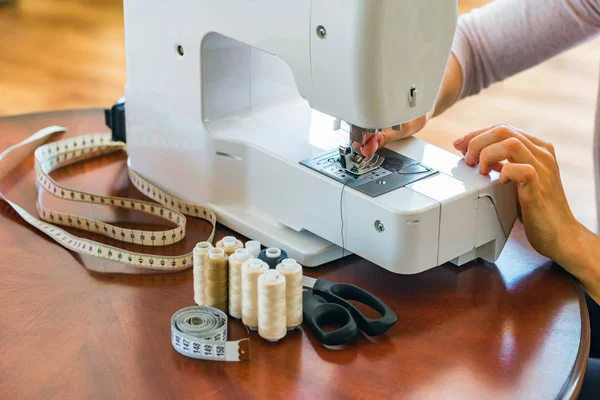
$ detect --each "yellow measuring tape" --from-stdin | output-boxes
[0,126,249,361]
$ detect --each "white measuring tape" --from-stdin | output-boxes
[0,126,249,361]
[0,126,216,270]
[171,306,249,362]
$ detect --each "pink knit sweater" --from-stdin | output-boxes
[451,0,600,227]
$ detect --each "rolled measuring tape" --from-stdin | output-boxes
[171,306,249,362]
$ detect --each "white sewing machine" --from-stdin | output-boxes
[122,0,517,274]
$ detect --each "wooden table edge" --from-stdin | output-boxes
[560,279,591,400]
[0,109,591,399]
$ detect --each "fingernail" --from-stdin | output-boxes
[453,137,464,146]
[464,151,471,165]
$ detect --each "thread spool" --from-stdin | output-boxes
[259,247,288,269]
[216,236,243,256]
[276,258,303,330]
[258,269,287,342]
[245,240,261,259]
[229,248,252,319]
[241,258,268,330]
[203,247,228,312]
[193,241,213,306]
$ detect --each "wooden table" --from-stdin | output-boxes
[0,110,590,399]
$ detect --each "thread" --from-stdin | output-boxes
[228,248,253,319]
[241,258,268,330]
[216,236,243,256]
[259,247,288,269]
[193,241,213,306]
[276,258,303,330]
[203,247,228,312]
[245,240,261,258]
[258,269,287,342]
[340,181,349,267]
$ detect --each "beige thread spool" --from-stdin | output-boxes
[258,269,287,342]
[241,258,268,330]
[203,247,228,312]
[276,258,303,330]
[193,241,213,306]
[245,240,261,259]
[229,248,253,319]
[216,236,243,256]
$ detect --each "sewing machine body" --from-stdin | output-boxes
[122,0,517,274]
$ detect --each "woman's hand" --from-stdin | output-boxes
[360,115,431,156]
[453,123,580,263]
[360,53,464,156]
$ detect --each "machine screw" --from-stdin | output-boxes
[316,25,327,39]
[374,220,385,233]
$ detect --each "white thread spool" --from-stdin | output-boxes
[241,259,268,330]
[203,247,228,312]
[258,269,287,342]
[229,248,252,319]
[217,236,243,256]
[276,258,303,330]
[245,240,261,258]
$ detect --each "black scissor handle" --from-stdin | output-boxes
[302,291,358,346]
[313,279,397,337]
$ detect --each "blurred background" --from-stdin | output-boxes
[0,0,598,232]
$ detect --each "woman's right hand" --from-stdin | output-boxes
[360,53,464,156]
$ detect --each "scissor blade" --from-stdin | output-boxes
[302,276,317,289]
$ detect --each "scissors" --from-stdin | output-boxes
[302,276,397,346]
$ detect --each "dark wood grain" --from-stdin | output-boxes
[0,110,590,400]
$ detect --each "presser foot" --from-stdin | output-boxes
[338,145,385,176]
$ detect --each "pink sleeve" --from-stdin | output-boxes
[452,0,600,99]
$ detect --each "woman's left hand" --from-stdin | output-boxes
[453,123,580,263]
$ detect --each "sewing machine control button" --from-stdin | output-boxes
[398,163,429,174]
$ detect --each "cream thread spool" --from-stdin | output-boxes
[276,258,303,330]
[245,240,261,259]
[229,248,252,319]
[258,269,287,342]
[193,241,213,306]
[217,236,243,256]
[203,247,228,312]
[241,258,268,331]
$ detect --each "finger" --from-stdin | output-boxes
[478,138,538,175]
[508,125,552,150]
[453,124,501,154]
[453,123,553,157]
[464,125,541,166]
[499,163,540,205]
[491,162,504,172]
[354,133,375,152]
[360,133,383,156]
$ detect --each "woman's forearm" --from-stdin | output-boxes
[557,222,600,304]
[432,53,463,118]
[451,0,600,101]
